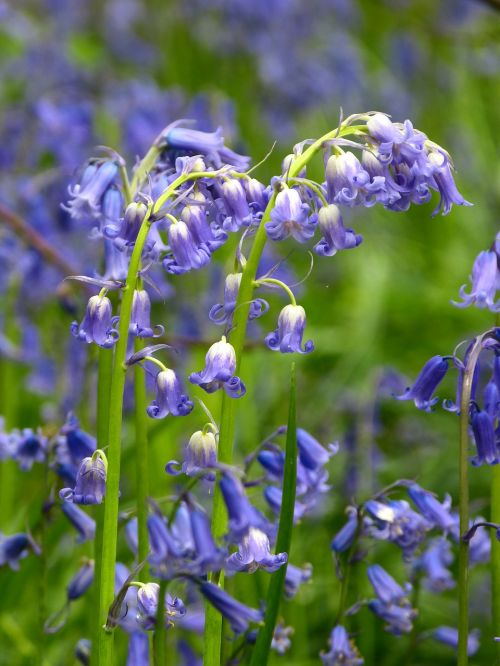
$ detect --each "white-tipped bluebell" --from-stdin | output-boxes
[147,369,194,419]
[189,337,246,397]
[265,304,314,354]
[136,582,186,630]
[60,451,107,505]
[71,295,119,348]
[226,527,287,574]
[265,187,316,242]
[314,204,362,257]
[163,220,211,274]
[130,289,164,338]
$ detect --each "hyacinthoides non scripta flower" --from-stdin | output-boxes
[59,113,470,666]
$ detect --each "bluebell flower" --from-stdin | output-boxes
[432,626,480,656]
[265,187,317,242]
[320,625,364,666]
[136,582,186,630]
[148,513,188,570]
[415,538,455,592]
[470,406,499,466]
[265,304,314,354]
[407,484,455,532]
[220,472,272,540]
[313,204,363,256]
[264,486,307,523]
[219,179,254,231]
[166,428,217,478]
[331,508,358,553]
[100,185,124,233]
[198,581,263,634]
[65,161,118,220]
[130,290,164,338]
[296,428,337,470]
[244,177,269,213]
[453,250,499,311]
[364,499,431,559]
[188,507,226,574]
[125,518,138,556]
[162,123,250,171]
[147,369,194,418]
[325,152,386,208]
[13,429,47,470]
[67,560,94,601]
[60,453,107,505]
[62,503,96,543]
[465,518,491,565]
[71,295,120,348]
[257,449,285,480]
[226,527,287,574]
[163,220,211,275]
[395,355,449,412]
[106,201,149,247]
[60,414,96,464]
[284,563,312,598]
[181,191,227,249]
[271,621,294,655]
[126,632,149,666]
[367,564,416,635]
[427,150,473,217]
[484,375,500,419]
[0,532,39,570]
[189,337,246,397]
[209,272,268,325]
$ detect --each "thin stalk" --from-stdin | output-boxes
[134,337,150,571]
[492,465,500,662]
[154,580,168,666]
[203,121,365,666]
[249,362,296,666]
[458,335,484,666]
[92,347,113,666]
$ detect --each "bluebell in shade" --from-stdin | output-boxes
[219,179,253,231]
[470,406,499,466]
[407,483,456,532]
[71,295,119,348]
[147,514,186,571]
[67,560,94,601]
[296,428,336,470]
[219,472,272,540]
[209,272,268,325]
[320,625,364,666]
[189,337,246,397]
[395,355,449,412]
[432,626,480,656]
[415,538,455,592]
[226,527,287,574]
[163,220,212,275]
[364,499,431,559]
[60,414,96,464]
[126,632,149,666]
[64,161,118,220]
[264,485,307,523]
[331,508,358,553]
[265,187,317,242]
[314,204,363,256]
[189,507,226,573]
[367,564,416,635]
[13,429,47,470]
[285,562,313,598]
[0,532,39,570]
[265,304,314,354]
[60,454,107,505]
[147,369,194,418]
[465,517,492,565]
[130,290,164,338]
[61,503,96,543]
[453,250,499,311]
[198,581,263,634]
[136,582,186,630]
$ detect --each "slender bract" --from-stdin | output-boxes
[249,362,297,666]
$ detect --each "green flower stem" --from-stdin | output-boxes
[457,335,483,666]
[203,120,366,666]
[249,362,296,666]
[92,347,113,666]
[154,579,168,666]
[255,277,297,306]
[134,337,150,571]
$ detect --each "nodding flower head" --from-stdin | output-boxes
[364,499,431,559]
[0,532,40,570]
[136,582,186,630]
[367,564,416,635]
[198,581,263,634]
[130,289,164,339]
[220,179,253,231]
[226,527,288,574]
[331,507,359,553]
[61,503,96,543]
[265,187,317,243]
[427,150,472,217]
[219,471,272,540]
[325,151,386,208]
[415,538,455,593]
[147,369,194,419]
[395,355,449,412]
[320,625,364,666]
[189,337,246,398]
[209,272,268,326]
[284,562,313,598]
[67,560,94,601]
[470,407,500,466]
[265,304,314,354]
[181,191,227,250]
[314,204,363,257]
[60,454,107,505]
[106,200,148,246]
[71,295,119,348]
[64,161,118,220]
[163,220,212,275]
[407,484,455,532]
[296,428,336,470]
[166,428,218,478]
[13,429,47,470]
[453,250,500,312]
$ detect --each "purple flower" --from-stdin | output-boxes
[181,191,227,249]
[60,454,107,505]
[395,355,449,412]
[147,369,194,418]
[453,251,499,311]
[67,560,94,601]
[265,304,314,354]
[219,179,254,231]
[325,152,386,208]
[226,527,287,574]
[136,582,186,630]
[220,472,272,540]
[364,499,431,558]
[407,484,455,532]
[470,407,499,466]
[415,538,455,592]
[320,625,364,666]
[130,290,164,338]
[198,581,263,634]
[60,414,96,465]
[427,150,473,216]
[163,220,211,275]
[126,632,149,666]
[296,428,336,470]
[284,562,312,598]
[189,508,226,573]
[264,486,307,523]
[189,337,246,397]
[271,622,294,655]
[106,201,149,246]
[71,295,120,348]
[167,429,217,478]
[313,204,362,256]
[265,187,317,242]
[0,532,39,570]
[331,508,358,553]
[65,161,118,220]
[367,565,416,635]
[209,272,268,325]
[432,626,480,656]
[13,429,47,470]
[61,503,96,543]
